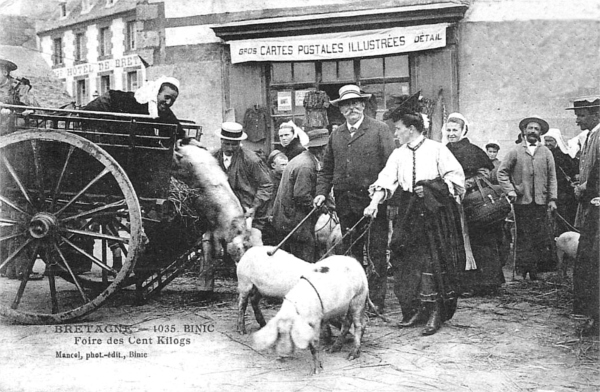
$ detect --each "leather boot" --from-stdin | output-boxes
[422,302,442,336]
[398,307,426,328]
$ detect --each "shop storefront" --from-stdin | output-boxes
[211,3,467,152]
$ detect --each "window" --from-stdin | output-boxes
[126,21,136,51]
[74,33,85,62]
[268,55,410,134]
[99,75,111,94]
[126,71,139,91]
[53,37,63,65]
[59,2,67,18]
[99,27,110,57]
[76,79,87,106]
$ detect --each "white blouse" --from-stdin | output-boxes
[369,135,466,201]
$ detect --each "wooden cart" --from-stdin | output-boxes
[0,103,205,324]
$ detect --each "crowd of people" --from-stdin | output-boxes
[0,54,597,337]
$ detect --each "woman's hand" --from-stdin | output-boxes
[364,203,379,218]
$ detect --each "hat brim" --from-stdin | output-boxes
[306,139,329,148]
[216,129,247,140]
[565,104,600,110]
[0,59,17,72]
[519,117,549,135]
[330,93,371,107]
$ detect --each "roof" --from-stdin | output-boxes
[37,0,137,34]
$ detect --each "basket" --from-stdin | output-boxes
[462,176,511,229]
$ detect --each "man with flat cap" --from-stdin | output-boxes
[272,129,330,262]
[567,95,600,336]
[497,115,557,280]
[214,122,273,232]
[313,84,395,312]
[0,58,37,127]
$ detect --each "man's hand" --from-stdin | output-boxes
[0,108,11,116]
[548,201,557,212]
[414,185,424,198]
[364,203,378,218]
[313,195,326,208]
[244,207,256,219]
[507,190,517,203]
[574,184,585,200]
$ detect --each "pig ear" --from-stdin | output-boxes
[252,318,279,351]
[291,316,314,350]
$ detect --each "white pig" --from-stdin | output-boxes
[252,255,368,375]
[236,246,313,334]
[555,231,580,278]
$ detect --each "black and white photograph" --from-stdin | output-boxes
[0,0,598,391]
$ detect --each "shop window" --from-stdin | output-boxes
[126,21,136,51]
[360,58,384,79]
[322,60,354,83]
[271,63,292,84]
[385,55,409,78]
[53,37,63,66]
[293,63,315,83]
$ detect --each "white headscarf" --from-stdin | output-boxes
[280,120,309,147]
[442,112,470,145]
[134,76,180,118]
[567,130,589,159]
[543,128,571,156]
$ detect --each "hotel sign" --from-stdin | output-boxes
[230,23,448,64]
[53,54,143,79]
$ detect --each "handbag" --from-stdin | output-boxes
[462,176,511,229]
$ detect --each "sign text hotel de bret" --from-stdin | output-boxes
[230,23,448,64]
[53,54,143,79]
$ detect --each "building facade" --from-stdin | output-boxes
[35,0,599,155]
[36,0,159,107]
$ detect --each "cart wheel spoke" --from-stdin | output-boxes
[62,228,129,244]
[106,222,129,258]
[61,199,127,223]
[30,140,46,207]
[55,168,110,216]
[10,243,40,310]
[0,231,26,244]
[0,217,20,226]
[0,237,35,272]
[53,243,89,303]
[60,235,117,274]
[50,145,75,212]
[0,194,33,218]
[1,155,35,209]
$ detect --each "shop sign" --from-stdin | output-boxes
[230,23,448,64]
[53,54,143,79]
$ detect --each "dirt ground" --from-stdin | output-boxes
[0,264,598,392]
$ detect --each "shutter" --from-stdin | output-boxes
[109,72,115,89]
[84,78,90,106]
[96,76,101,97]
[72,80,77,105]
[122,71,128,91]
[135,69,142,91]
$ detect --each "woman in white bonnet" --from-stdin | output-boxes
[82,76,184,139]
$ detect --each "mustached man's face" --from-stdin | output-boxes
[221,139,241,157]
[524,122,542,144]
[339,99,365,126]
[575,108,600,131]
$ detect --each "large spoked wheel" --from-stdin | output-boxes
[0,130,144,324]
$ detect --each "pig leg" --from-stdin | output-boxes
[347,303,367,360]
[309,340,323,375]
[557,249,565,279]
[250,288,266,328]
[331,314,352,353]
[237,286,252,334]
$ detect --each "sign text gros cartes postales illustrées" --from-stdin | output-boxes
[230,23,448,64]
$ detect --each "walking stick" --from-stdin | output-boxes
[267,206,319,256]
[510,201,518,281]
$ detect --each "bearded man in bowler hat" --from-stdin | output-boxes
[313,85,395,312]
[497,115,557,280]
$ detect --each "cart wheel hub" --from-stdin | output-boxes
[28,213,58,239]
